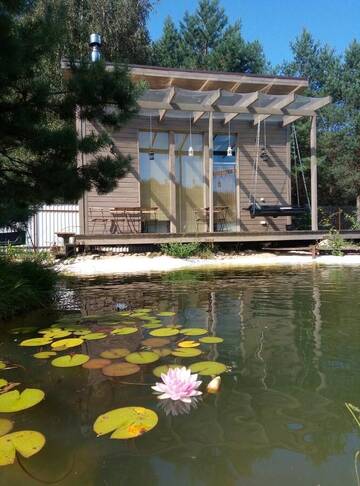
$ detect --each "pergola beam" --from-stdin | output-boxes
[252,93,295,125]
[158,87,175,122]
[282,115,302,127]
[223,92,259,125]
[193,89,221,124]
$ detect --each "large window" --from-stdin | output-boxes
[139,131,170,233]
[213,134,237,232]
[175,133,204,233]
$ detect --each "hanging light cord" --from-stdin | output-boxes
[149,113,152,148]
[189,113,192,147]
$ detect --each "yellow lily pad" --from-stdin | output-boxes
[180,328,208,336]
[0,361,6,370]
[51,354,89,368]
[39,329,72,339]
[82,333,107,341]
[125,351,159,365]
[51,338,84,351]
[0,379,8,388]
[93,406,158,439]
[149,328,179,337]
[157,312,176,317]
[189,361,228,376]
[142,322,162,329]
[110,327,138,335]
[0,430,45,466]
[20,337,53,347]
[100,348,130,359]
[199,336,224,344]
[152,364,182,378]
[0,419,13,437]
[33,351,57,359]
[171,348,202,358]
[178,340,200,348]
[0,388,45,412]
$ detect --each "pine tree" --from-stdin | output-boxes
[152,17,184,68]
[152,0,267,73]
[0,1,139,226]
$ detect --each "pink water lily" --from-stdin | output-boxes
[152,367,202,403]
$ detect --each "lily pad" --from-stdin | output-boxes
[82,333,107,341]
[0,430,45,466]
[157,312,176,317]
[39,329,72,339]
[125,351,159,365]
[142,322,162,329]
[33,351,57,359]
[102,362,140,377]
[152,364,182,378]
[100,348,130,359]
[20,337,53,347]
[73,329,91,336]
[149,328,179,337]
[0,419,13,437]
[0,388,45,412]
[82,358,111,369]
[0,379,8,388]
[51,338,84,351]
[180,328,208,336]
[93,406,158,439]
[0,361,6,370]
[178,340,200,348]
[51,354,89,368]
[189,361,228,376]
[9,326,38,335]
[199,336,224,344]
[141,338,170,348]
[152,348,172,357]
[110,327,138,335]
[172,348,202,358]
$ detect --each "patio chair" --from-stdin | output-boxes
[89,207,109,233]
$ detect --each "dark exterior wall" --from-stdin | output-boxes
[81,116,291,234]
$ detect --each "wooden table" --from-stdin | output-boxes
[109,207,158,234]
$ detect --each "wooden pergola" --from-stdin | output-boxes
[135,76,331,232]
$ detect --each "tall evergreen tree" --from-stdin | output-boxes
[152,0,267,73]
[0,0,139,226]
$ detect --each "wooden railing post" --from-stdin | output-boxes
[310,115,318,231]
[208,112,214,233]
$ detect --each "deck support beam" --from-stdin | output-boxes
[310,115,318,231]
[208,112,214,232]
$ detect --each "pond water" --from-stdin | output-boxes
[0,266,360,486]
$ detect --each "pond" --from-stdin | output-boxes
[0,265,359,485]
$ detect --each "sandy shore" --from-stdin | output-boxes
[55,253,360,277]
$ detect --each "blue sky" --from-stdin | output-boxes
[148,0,360,66]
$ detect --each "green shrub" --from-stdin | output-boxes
[0,258,57,320]
[160,242,213,258]
[1,244,52,264]
[325,229,346,256]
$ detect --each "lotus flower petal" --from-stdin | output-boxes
[152,367,202,402]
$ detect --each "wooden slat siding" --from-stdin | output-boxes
[82,116,291,234]
[84,121,140,234]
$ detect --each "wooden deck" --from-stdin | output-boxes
[75,230,360,246]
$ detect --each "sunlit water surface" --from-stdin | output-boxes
[0,266,360,486]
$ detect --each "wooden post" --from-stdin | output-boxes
[169,131,177,233]
[236,131,241,232]
[208,112,214,233]
[310,115,318,231]
[357,196,360,224]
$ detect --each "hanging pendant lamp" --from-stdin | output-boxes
[227,121,233,157]
[188,113,194,157]
[149,113,154,160]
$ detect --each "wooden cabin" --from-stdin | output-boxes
[66,64,333,246]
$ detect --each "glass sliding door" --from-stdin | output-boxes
[213,134,237,232]
[175,133,204,233]
[139,131,170,233]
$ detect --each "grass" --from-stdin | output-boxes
[160,242,213,259]
[0,256,57,320]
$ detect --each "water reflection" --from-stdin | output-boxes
[1,266,360,485]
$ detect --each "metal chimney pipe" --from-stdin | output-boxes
[89,33,101,62]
